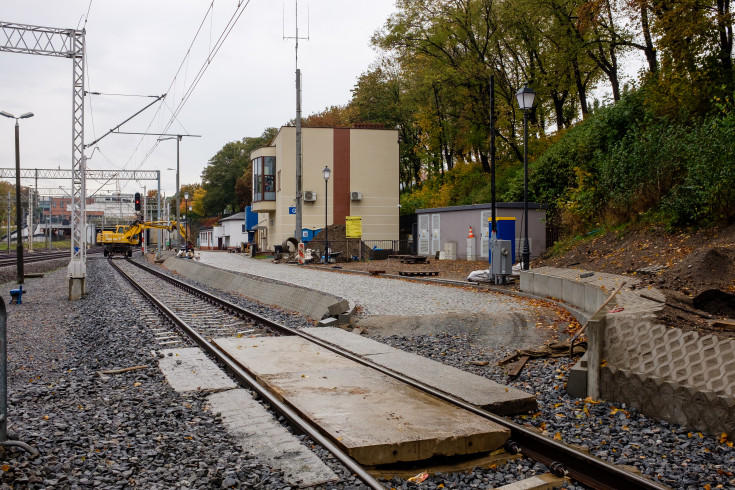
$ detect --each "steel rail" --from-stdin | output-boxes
[124,258,668,490]
[0,251,77,267]
[111,259,386,490]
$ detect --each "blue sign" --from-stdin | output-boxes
[289,206,296,214]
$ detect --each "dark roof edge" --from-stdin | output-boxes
[416,202,547,214]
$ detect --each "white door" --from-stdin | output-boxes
[418,214,430,255]
[481,210,492,258]
[430,214,440,255]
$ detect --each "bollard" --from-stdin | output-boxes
[9,285,23,305]
[0,297,39,455]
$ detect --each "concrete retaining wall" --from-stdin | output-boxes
[162,257,349,321]
[522,266,735,435]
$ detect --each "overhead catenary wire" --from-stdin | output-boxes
[132,0,252,170]
[82,1,251,194]
[116,1,216,171]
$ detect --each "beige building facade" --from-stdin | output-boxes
[251,126,399,251]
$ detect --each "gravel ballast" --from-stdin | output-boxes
[0,258,289,489]
[0,254,733,489]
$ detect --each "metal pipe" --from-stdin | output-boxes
[0,298,38,455]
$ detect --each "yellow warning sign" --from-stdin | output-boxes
[345,216,362,238]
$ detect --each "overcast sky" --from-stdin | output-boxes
[0,0,397,200]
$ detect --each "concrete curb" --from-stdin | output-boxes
[522,266,735,435]
[162,257,351,321]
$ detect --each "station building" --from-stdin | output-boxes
[250,125,399,251]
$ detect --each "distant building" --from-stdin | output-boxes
[416,203,547,261]
[198,207,258,250]
[250,125,399,251]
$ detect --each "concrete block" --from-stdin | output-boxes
[493,473,566,490]
[158,347,237,392]
[584,283,601,313]
[444,241,457,260]
[328,299,350,316]
[519,270,533,293]
[571,281,586,312]
[566,354,588,399]
[302,327,535,415]
[547,276,563,302]
[533,273,549,297]
[561,278,575,305]
[208,389,338,487]
[213,336,511,465]
[318,317,338,327]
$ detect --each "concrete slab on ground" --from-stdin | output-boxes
[207,389,338,488]
[301,327,537,415]
[494,473,566,490]
[158,347,237,392]
[213,335,510,465]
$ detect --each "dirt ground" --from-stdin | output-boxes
[535,223,735,338]
[302,223,735,339]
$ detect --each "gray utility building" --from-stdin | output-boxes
[416,202,546,262]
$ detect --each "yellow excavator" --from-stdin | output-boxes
[97,219,186,257]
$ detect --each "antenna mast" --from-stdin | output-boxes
[284,0,309,243]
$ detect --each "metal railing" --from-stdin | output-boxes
[304,239,414,261]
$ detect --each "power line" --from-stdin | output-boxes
[133,0,252,170]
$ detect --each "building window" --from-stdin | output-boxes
[252,156,276,202]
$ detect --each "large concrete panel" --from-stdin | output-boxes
[158,347,237,392]
[213,336,510,465]
[208,389,338,487]
[301,327,536,415]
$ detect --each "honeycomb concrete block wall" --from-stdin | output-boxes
[162,257,349,321]
[522,266,735,435]
[601,293,735,434]
[601,366,735,435]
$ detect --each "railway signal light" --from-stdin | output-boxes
[135,192,141,211]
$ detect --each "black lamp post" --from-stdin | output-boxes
[0,110,34,284]
[323,166,331,263]
[515,84,535,270]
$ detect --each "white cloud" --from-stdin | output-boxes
[0,0,396,198]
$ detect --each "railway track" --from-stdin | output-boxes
[0,250,72,267]
[111,257,668,490]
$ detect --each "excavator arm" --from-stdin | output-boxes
[122,220,185,240]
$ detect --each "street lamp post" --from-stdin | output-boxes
[0,110,34,284]
[184,191,189,250]
[515,84,536,271]
[158,136,183,247]
[323,166,331,263]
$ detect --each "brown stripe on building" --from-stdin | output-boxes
[333,128,350,226]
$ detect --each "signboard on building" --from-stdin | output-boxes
[289,206,296,215]
[345,216,362,238]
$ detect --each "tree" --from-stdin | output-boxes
[200,128,277,216]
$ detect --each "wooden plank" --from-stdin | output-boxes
[506,356,530,377]
[214,336,510,466]
[708,319,735,330]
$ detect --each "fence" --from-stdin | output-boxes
[304,238,414,261]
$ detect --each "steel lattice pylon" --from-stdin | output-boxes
[0,21,87,298]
